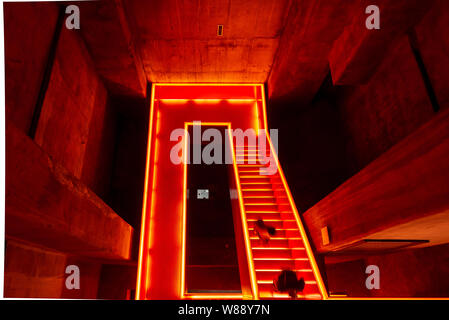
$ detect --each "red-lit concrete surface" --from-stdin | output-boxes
[303,107,449,254]
[4,2,136,298]
[236,144,324,299]
[136,84,326,299]
[4,0,449,299]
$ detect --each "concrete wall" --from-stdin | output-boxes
[336,36,435,170]
[4,3,59,133]
[415,0,449,112]
[4,240,102,299]
[267,93,351,212]
[326,244,449,298]
[4,2,134,298]
[268,0,449,298]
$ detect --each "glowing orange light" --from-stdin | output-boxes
[158,99,190,104]
[259,84,328,300]
[192,99,222,103]
[328,297,449,300]
[180,122,259,299]
[136,84,156,300]
[137,83,332,301]
[154,83,262,86]
[228,124,259,300]
[158,98,257,103]
[180,122,188,298]
[184,294,244,300]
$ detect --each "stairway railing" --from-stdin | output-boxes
[261,129,329,299]
[228,129,259,299]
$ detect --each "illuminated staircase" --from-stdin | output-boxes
[235,143,324,300]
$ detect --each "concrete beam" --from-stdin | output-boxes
[329,0,434,85]
[79,0,146,98]
[4,240,102,298]
[268,0,354,103]
[6,124,133,260]
[303,108,449,253]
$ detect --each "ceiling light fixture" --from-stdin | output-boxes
[217,24,223,36]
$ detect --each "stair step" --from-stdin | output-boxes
[236,154,269,158]
[254,258,306,270]
[256,278,320,288]
[236,154,263,158]
[255,256,311,268]
[246,211,279,219]
[258,288,322,300]
[248,229,301,238]
[259,294,322,300]
[238,164,265,168]
[240,182,272,188]
[240,177,271,184]
[257,279,317,286]
[236,155,266,159]
[247,220,297,229]
[256,271,317,283]
[250,238,288,247]
[244,201,278,206]
[240,175,271,179]
[255,268,314,275]
[250,238,303,248]
[257,279,321,299]
[242,190,274,197]
[236,152,265,156]
[239,169,263,174]
[248,228,298,235]
[237,161,265,165]
[243,196,276,204]
[239,169,272,175]
[236,157,263,161]
[251,248,306,259]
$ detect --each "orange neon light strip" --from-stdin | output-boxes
[184,294,244,300]
[252,247,305,250]
[154,83,263,86]
[259,84,328,299]
[228,124,260,300]
[135,84,156,300]
[181,122,189,298]
[328,297,449,300]
[253,257,308,260]
[250,237,302,240]
[157,98,257,103]
[138,83,449,301]
[181,122,258,299]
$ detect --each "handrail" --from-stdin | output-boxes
[181,122,259,299]
[228,127,260,300]
[263,130,328,299]
[259,83,328,299]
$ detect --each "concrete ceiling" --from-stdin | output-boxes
[124,0,290,83]
[80,0,357,101]
[80,0,434,103]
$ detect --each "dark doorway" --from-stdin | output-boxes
[185,125,241,293]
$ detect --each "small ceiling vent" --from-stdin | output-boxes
[217,25,223,36]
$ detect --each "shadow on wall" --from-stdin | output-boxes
[325,243,449,298]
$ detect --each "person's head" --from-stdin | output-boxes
[296,277,305,291]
